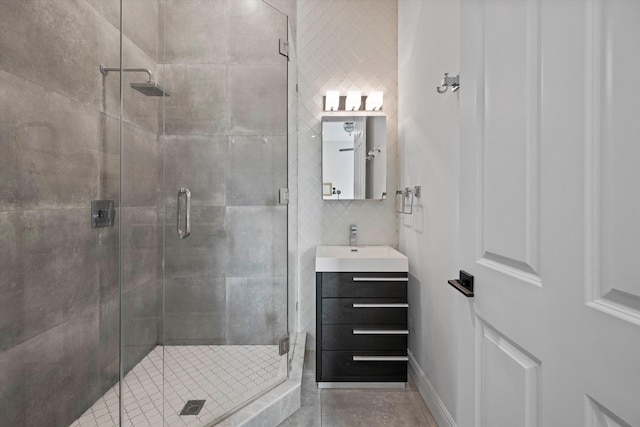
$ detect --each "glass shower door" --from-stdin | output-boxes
[118,0,165,425]
[0,0,290,426]
[159,0,289,424]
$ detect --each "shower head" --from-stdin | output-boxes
[99,64,170,97]
[130,81,170,97]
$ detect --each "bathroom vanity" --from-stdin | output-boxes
[315,246,409,387]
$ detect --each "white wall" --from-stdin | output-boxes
[398,1,471,426]
[296,0,398,348]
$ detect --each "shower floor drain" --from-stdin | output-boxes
[179,400,206,416]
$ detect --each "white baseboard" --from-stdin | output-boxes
[408,350,457,427]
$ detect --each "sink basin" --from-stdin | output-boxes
[315,245,408,272]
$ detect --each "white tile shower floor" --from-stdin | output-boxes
[70,345,286,427]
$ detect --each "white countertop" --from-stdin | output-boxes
[315,245,409,272]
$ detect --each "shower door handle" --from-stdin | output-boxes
[177,188,191,239]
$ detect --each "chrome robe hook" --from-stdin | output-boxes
[436,73,460,93]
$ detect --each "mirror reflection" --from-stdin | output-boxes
[322,115,387,200]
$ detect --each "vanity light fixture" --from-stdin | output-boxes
[365,91,384,111]
[324,90,384,111]
[325,90,340,111]
[345,90,362,111]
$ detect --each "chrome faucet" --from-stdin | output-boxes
[349,224,357,246]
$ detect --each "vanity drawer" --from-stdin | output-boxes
[321,324,408,351]
[320,351,408,382]
[320,272,408,298]
[321,298,408,325]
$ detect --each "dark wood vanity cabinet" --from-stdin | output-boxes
[316,271,409,384]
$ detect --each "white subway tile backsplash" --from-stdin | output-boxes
[296,0,399,348]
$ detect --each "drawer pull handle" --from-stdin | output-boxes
[352,330,409,335]
[352,277,409,282]
[352,356,409,362]
[352,303,409,308]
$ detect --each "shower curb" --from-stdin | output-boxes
[215,332,306,427]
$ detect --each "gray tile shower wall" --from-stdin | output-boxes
[0,1,161,426]
[160,0,290,346]
[1,0,294,424]
[296,0,399,348]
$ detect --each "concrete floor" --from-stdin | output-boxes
[279,352,438,427]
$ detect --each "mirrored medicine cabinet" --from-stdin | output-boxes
[321,115,387,200]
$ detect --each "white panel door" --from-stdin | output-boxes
[459,0,640,426]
